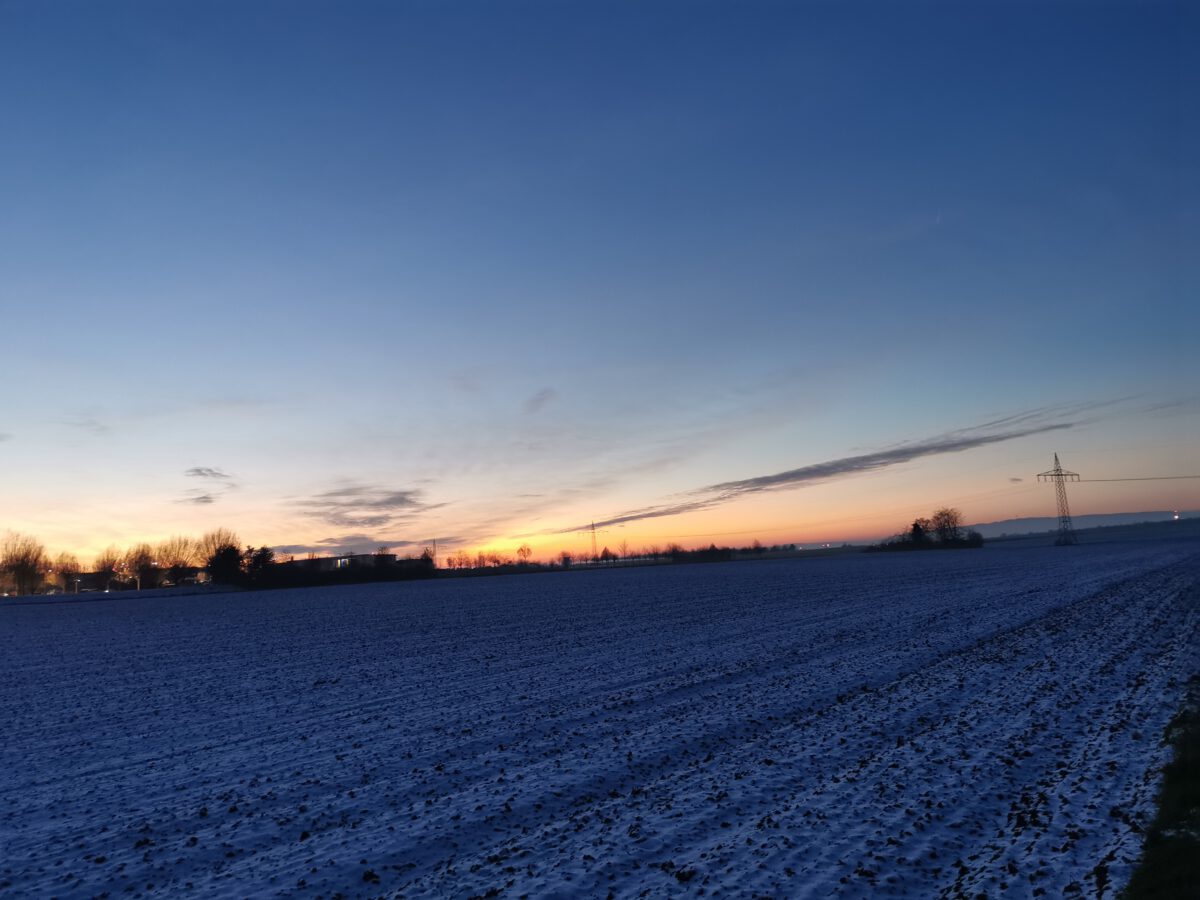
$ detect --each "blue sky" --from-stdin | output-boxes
[1,0,1196,560]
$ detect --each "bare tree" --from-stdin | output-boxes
[124,543,161,590]
[1,532,48,595]
[931,508,963,543]
[516,544,532,564]
[199,528,241,564]
[93,546,122,589]
[618,538,630,561]
[52,551,82,592]
[157,535,198,584]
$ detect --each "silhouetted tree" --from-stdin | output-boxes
[243,546,275,581]
[124,543,161,589]
[1,532,47,595]
[158,535,199,584]
[51,551,82,592]
[931,508,962,543]
[206,544,243,585]
[909,518,930,544]
[199,528,241,565]
[93,546,122,590]
[872,507,981,552]
[517,544,532,564]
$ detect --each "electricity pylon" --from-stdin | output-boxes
[580,521,608,562]
[1037,453,1080,545]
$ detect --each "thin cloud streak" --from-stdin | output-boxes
[564,418,1074,533]
[704,424,1073,498]
[185,466,233,480]
[178,492,217,505]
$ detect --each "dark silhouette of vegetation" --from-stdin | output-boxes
[2,532,48,595]
[124,543,161,590]
[868,507,983,552]
[158,535,200,585]
[243,546,275,580]
[205,543,243,585]
[199,528,241,566]
[931,507,963,543]
[1122,675,1200,898]
[51,551,81,592]
[93,547,122,590]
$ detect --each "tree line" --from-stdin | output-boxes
[0,528,256,595]
[0,529,440,596]
[440,538,805,572]
[2,512,983,596]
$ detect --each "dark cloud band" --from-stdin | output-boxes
[565,418,1073,532]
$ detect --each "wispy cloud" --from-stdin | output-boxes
[294,482,442,529]
[563,413,1077,532]
[177,466,237,505]
[1138,395,1200,417]
[65,417,109,436]
[185,466,233,480]
[0,432,11,442]
[179,492,218,505]
[523,387,558,414]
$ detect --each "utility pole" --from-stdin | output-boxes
[1037,452,1081,545]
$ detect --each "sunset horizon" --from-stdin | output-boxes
[3,3,1197,896]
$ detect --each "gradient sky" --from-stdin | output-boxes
[2,0,1196,563]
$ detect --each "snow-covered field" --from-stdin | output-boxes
[2,539,1197,898]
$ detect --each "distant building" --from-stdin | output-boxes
[286,553,398,573]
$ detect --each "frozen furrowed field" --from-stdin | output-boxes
[2,540,1197,899]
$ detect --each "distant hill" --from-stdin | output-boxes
[969,510,1196,538]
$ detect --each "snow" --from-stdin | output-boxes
[2,539,1197,898]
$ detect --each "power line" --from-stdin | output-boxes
[1080,475,1200,482]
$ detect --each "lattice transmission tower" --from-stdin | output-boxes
[1037,453,1081,545]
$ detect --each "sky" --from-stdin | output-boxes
[1,0,1197,563]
